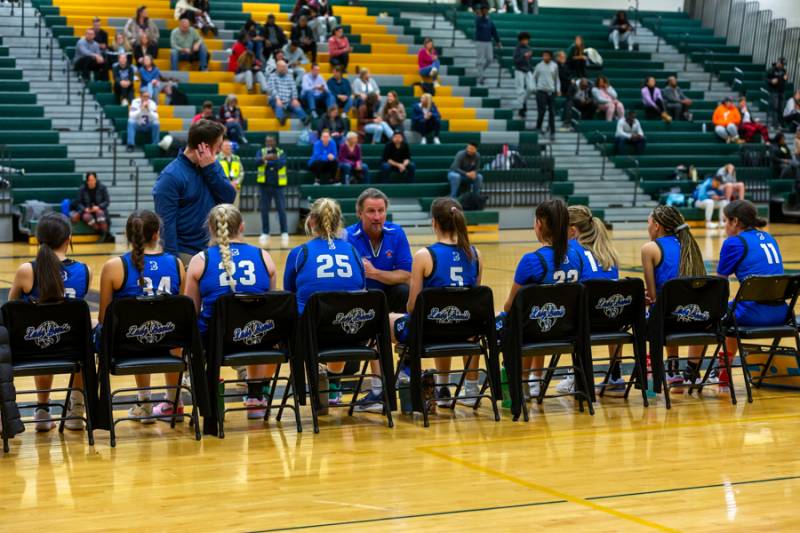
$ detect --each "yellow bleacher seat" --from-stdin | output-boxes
[447,119,490,132]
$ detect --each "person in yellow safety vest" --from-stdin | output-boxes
[256,135,289,247]
[217,139,244,207]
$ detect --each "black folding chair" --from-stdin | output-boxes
[300,290,395,433]
[649,277,730,409]
[399,286,501,428]
[97,295,205,447]
[584,278,649,406]
[726,274,800,403]
[1,299,96,450]
[206,292,302,437]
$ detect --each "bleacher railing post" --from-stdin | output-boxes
[20,0,25,37]
[65,59,71,106]
[98,108,105,157]
[48,33,53,82]
[683,34,689,71]
[655,16,662,53]
[36,16,42,58]
[631,158,640,207]
[707,49,714,90]
[79,88,86,130]
[112,138,117,186]
[450,3,456,48]
[134,165,140,211]
[431,0,437,30]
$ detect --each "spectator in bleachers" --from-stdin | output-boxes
[123,6,160,48]
[338,131,369,184]
[381,91,406,133]
[219,94,248,144]
[308,129,339,184]
[175,0,216,36]
[533,50,559,140]
[112,53,136,106]
[301,63,335,119]
[381,131,415,182]
[641,76,671,122]
[513,31,534,119]
[693,175,728,228]
[608,10,634,51]
[411,92,441,145]
[267,60,308,126]
[566,35,587,79]
[715,164,746,201]
[614,110,646,155]
[447,142,484,198]
[291,15,318,63]
[229,32,249,73]
[261,14,288,59]
[240,19,265,62]
[133,33,159,65]
[217,139,244,207]
[126,89,160,152]
[593,75,624,121]
[291,0,313,22]
[73,172,110,235]
[256,136,289,246]
[281,42,309,83]
[771,132,793,177]
[139,55,171,101]
[737,97,769,144]
[107,32,133,66]
[766,57,788,129]
[712,98,742,143]
[570,78,595,120]
[92,17,109,53]
[662,76,693,121]
[192,100,216,124]
[73,28,106,82]
[556,51,571,127]
[318,105,349,145]
[328,27,352,72]
[418,37,440,84]
[359,93,393,144]
[171,18,209,71]
[235,51,268,94]
[327,65,353,113]
[310,0,337,43]
[474,5,501,85]
[783,90,800,132]
[352,68,380,110]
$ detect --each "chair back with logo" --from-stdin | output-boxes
[584,278,646,335]
[2,299,92,364]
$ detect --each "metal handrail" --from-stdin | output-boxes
[628,157,640,207]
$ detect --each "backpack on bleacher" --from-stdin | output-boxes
[458,191,487,211]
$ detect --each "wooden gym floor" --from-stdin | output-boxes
[2,225,800,531]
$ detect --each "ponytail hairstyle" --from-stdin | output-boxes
[125,210,162,288]
[430,197,473,262]
[568,205,619,271]
[208,204,243,291]
[535,199,569,269]
[34,212,72,302]
[306,197,343,244]
[651,205,706,277]
[723,200,767,230]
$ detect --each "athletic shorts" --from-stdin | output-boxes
[394,313,410,343]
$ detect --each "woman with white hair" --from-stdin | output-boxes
[338,131,369,184]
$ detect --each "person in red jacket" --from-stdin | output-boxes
[327,26,352,72]
[418,37,440,84]
[228,33,248,73]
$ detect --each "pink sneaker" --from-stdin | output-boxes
[244,397,267,419]
[152,402,184,422]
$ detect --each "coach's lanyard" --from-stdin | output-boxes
[369,235,383,258]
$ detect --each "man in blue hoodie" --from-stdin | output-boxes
[152,119,236,263]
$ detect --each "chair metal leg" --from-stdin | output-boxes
[377,357,394,429]
[482,352,501,422]
[104,373,117,447]
[59,373,75,434]
[724,347,737,405]
[687,345,709,396]
[171,370,184,430]
[81,367,95,446]
[289,382,302,433]
[218,377,226,439]
[347,361,369,417]
[736,334,754,403]
[539,353,560,404]
[450,355,472,410]
[756,338,782,389]
[186,364,201,441]
[265,363,282,420]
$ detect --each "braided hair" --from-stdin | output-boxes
[306,198,343,244]
[651,205,706,277]
[208,204,243,291]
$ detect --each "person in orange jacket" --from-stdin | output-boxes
[712,97,743,143]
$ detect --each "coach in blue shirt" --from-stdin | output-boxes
[152,119,236,262]
[346,188,412,312]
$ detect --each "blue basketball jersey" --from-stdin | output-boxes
[197,243,272,333]
[284,237,366,314]
[569,239,619,280]
[513,244,583,285]
[116,252,182,299]
[424,243,479,288]
[24,259,89,301]
[718,228,787,326]
[654,235,681,293]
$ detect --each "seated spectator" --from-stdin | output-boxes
[327,65,352,113]
[261,14,288,58]
[641,76,671,122]
[73,172,110,236]
[614,110,646,154]
[256,135,289,246]
[737,97,769,144]
[228,32,249,74]
[662,76,692,121]
[132,33,158,65]
[192,100,216,123]
[783,90,800,131]
[267,60,308,126]
[381,131,415,182]
[217,139,244,207]
[175,0,216,36]
[106,32,133,66]
[282,41,309,83]
[112,53,136,105]
[235,50,268,94]
[308,129,339,184]
[358,93,393,144]
[73,28,106,81]
[338,131,369,184]
[92,17,109,54]
[318,105,348,145]
[328,26,352,72]
[240,19,264,62]
[170,18,209,71]
[570,78,595,120]
[219,94,248,144]
[592,75,624,121]
[381,90,406,132]
[715,163,746,201]
[123,7,160,48]
[693,174,728,228]
[138,55,170,101]
[566,35,587,78]
[781,131,800,180]
[126,89,160,152]
[310,0,337,43]
[771,133,793,177]
[291,15,317,63]
[609,10,634,51]
[411,93,441,144]
[418,37,440,83]
[301,63,335,118]
[713,98,742,143]
[352,67,380,109]
[291,0,313,22]
[447,142,484,198]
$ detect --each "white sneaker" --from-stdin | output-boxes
[456,384,481,407]
[421,137,427,145]
[280,232,289,246]
[181,374,192,406]
[433,136,441,144]
[555,375,575,394]
[706,222,718,229]
[128,402,156,424]
[64,397,85,431]
[528,380,541,399]
[34,408,55,432]
[259,233,270,247]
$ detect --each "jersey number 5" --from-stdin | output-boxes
[317,254,353,278]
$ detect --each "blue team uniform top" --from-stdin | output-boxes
[569,239,619,280]
[654,235,681,293]
[24,259,89,301]
[424,243,479,288]
[198,242,273,334]
[346,221,413,290]
[513,244,584,285]
[284,237,366,313]
[718,228,787,326]
[115,252,182,299]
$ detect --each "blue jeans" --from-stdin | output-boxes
[127,120,160,146]
[259,184,287,234]
[170,46,208,71]
[364,122,394,144]
[143,80,162,100]
[270,96,307,123]
[380,161,415,183]
[339,162,370,184]
[334,95,353,114]
[447,170,483,197]
[247,40,264,62]
[225,121,246,143]
[301,90,334,115]
[419,60,440,77]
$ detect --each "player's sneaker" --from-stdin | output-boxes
[556,375,575,394]
[244,397,268,419]
[456,383,481,407]
[353,391,385,413]
[128,402,156,424]
[34,407,55,432]
[64,397,85,431]
[152,402,184,422]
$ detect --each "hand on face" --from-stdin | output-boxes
[195,142,217,167]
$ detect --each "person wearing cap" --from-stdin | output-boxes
[712,98,742,143]
[766,57,789,129]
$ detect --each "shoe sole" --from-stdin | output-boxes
[354,404,384,413]
[247,411,267,420]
